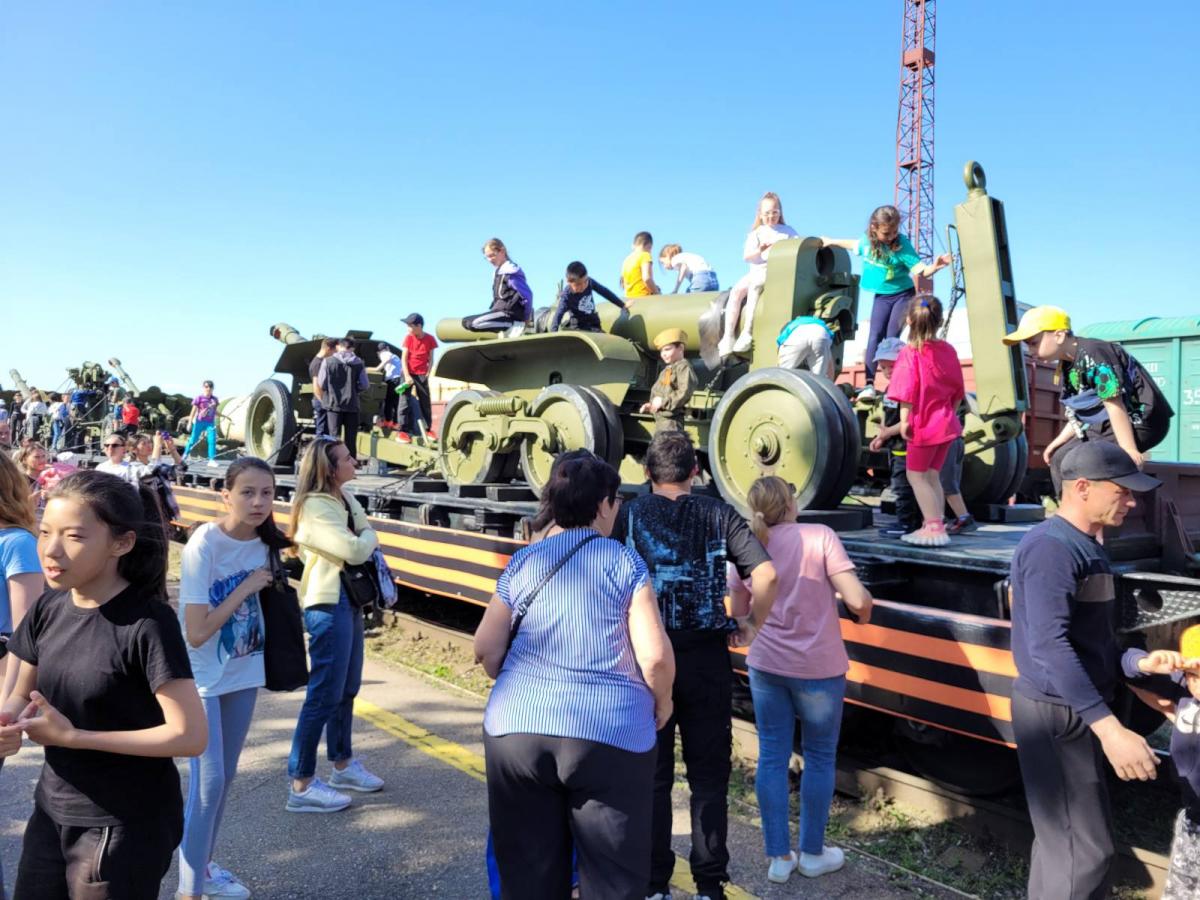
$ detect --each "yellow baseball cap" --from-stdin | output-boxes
[1182,625,1200,660]
[653,328,688,350]
[1001,306,1072,345]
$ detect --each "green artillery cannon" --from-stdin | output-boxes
[241,325,425,468]
[435,239,862,514]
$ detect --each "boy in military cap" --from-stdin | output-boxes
[641,328,697,434]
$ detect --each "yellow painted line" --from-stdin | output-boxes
[353,698,757,900]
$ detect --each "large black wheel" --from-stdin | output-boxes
[519,385,612,496]
[245,379,298,465]
[708,368,854,516]
[807,375,861,507]
[576,386,625,471]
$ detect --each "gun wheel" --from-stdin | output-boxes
[245,379,297,466]
[438,390,513,486]
[708,368,859,516]
[519,385,615,497]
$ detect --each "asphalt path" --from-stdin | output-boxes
[0,659,958,899]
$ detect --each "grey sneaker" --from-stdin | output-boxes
[286,778,351,813]
[202,862,251,898]
[328,759,384,793]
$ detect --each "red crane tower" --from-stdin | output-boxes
[895,0,936,287]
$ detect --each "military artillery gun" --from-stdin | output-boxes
[432,160,1033,515]
[435,239,862,514]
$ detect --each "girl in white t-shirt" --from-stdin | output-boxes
[720,192,801,358]
[658,244,719,294]
[177,457,290,900]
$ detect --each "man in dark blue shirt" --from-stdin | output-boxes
[612,431,776,900]
[1010,441,1162,899]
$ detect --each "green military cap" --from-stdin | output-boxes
[653,328,688,350]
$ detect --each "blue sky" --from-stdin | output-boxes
[2,2,1196,398]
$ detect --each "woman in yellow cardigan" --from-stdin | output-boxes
[285,438,384,813]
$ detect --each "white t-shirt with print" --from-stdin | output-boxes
[178,522,268,697]
[743,224,801,270]
[378,349,403,380]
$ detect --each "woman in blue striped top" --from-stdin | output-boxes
[475,452,675,900]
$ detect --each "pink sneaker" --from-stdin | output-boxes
[901,519,950,547]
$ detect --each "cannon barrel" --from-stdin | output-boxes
[106,358,140,396]
[270,323,307,345]
[8,370,32,398]
[436,294,715,353]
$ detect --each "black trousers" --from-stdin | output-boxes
[888,450,921,531]
[484,732,655,900]
[326,410,359,458]
[462,310,517,332]
[382,379,402,424]
[411,373,432,431]
[1049,407,1171,496]
[312,397,329,437]
[650,632,732,898]
[15,803,182,900]
[1012,692,1115,900]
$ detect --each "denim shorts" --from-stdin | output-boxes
[688,270,719,292]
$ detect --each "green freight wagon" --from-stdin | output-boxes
[1078,317,1200,463]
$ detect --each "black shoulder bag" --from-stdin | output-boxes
[339,506,382,610]
[260,551,309,692]
[507,532,601,649]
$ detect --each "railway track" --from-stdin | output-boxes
[374,598,1173,897]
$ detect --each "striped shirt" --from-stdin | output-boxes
[483,529,656,753]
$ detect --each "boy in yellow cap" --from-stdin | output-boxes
[1002,305,1173,495]
[641,328,696,433]
[1124,626,1200,897]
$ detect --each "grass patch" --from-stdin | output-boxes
[364,613,494,697]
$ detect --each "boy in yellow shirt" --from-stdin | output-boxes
[619,231,660,298]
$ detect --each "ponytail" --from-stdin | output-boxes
[906,293,944,349]
[750,511,771,548]
[745,476,796,547]
[49,470,169,600]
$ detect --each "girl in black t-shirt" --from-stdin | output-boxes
[0,470,206,900]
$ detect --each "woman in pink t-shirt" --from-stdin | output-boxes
[885,295,965,547]
[729,476,872,884]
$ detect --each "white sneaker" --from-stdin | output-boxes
[799,846,845,877]
[767,851,798,883]
[857,385,879,400]
[286,777,352,813]
[731,331,753,353]
[202,862,251,898]
[328,759,384,793]
[207,459,220,467]
[717,336,735,358]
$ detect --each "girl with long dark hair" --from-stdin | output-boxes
[177,458,291,900]
[0,470,206,899]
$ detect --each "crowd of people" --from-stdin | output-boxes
[0,206,1190,900]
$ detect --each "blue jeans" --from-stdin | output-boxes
[688,270,719,292]
[288,593,364,779]
[749,668,845,856]
[50,419,66,451]
[179,689,258,895]
[184,419,217,459]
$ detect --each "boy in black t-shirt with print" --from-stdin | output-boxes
[550,261,625,332]
[1003,305,1174,495]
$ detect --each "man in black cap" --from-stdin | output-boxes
[1010,442,1162,899]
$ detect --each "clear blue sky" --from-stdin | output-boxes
[2,2,1196,398]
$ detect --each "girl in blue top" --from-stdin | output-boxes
[823,205,950,392]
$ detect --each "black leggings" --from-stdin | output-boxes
[1049,408,1171,496]
[484,732,655,900]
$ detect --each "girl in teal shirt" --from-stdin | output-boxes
[823,205,950,392]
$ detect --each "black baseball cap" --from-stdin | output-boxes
[1060,442,1161,492]
[403,313,424,326]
